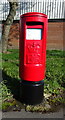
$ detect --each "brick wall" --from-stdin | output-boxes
[47,21,65,50]
[7,20,65,50]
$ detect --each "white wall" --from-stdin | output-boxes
[0,0,64,20]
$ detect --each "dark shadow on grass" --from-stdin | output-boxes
[2,70,22,101]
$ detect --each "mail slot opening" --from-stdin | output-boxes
[26,22,43,26]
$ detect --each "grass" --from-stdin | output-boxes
[45,50,65,94]
[1,49,65,112]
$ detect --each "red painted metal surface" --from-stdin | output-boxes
[19,12,48,82]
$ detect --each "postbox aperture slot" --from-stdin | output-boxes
[26,22,43,26]
[26,22,43,29]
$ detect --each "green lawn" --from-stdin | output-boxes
[1,49,65,112]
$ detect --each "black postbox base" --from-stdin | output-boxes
[20,80,44,105]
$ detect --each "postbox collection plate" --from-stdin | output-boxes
[26,28,42,40]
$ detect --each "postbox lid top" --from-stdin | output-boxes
[20,12,47,18]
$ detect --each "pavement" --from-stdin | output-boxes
[1,107,65,119]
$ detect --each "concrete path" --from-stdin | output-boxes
[2,107,64,119]
[0,111,2,120]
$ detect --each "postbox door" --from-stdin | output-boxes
[25,22,44,65]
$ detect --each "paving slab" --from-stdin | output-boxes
[2,107,64,119]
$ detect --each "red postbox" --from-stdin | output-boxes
[19,12,48,105]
